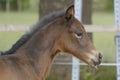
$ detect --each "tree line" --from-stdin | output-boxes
[0,0,30,12]
[0,0,114,12]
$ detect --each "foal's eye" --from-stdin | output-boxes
[74,32,82,39]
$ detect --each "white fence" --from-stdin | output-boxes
[0,24,119,32]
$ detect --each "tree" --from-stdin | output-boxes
[6,0,10,12]
[82,0,93,41]
[39,0,74,19]
[17,0,22,12]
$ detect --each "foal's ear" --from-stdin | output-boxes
[65,5,75,21]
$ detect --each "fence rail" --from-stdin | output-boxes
[0,24,119,32]
[54,62,119,66]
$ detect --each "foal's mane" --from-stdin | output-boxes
[1,10,66,55]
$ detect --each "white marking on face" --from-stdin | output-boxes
[90,55,97,60]
[86,50,99,62]
[91,50,98,55]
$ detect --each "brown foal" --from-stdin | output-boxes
[0,5,102,80]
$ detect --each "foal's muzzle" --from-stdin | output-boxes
[91,53,102,66]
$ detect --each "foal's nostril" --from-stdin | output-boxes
[99,53,102,63]
[99,53,102,59]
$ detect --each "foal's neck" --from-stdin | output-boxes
[15,19,65,79]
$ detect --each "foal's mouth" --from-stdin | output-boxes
[90,53,102,68]
[91,59,101,68]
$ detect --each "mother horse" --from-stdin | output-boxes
[0,5,102,80]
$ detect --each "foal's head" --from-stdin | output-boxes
[54,5,102,67]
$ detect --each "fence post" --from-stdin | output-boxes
[72,0,82,80]
[114,0,120,80]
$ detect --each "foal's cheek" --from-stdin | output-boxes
[78,37,88,47]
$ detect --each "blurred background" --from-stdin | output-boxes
[0,0,116,80]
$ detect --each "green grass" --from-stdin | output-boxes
[92,11,116,62]
[92,11,115,25]
[0,11,38,51]
[0,32,25,51]
[0,11,38,25]
[80,66,116,80]
[93,32,116,62]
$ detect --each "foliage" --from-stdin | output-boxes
[0,0,30,11]
[105,0,114,11]
[93,0,114,11]
[0,0,6,10]
[0,0,114,12]
[46,66,116,80]
[46,73,64,80]
[22,0,30,10]
[80,66,116,80]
